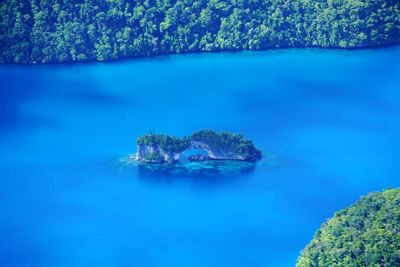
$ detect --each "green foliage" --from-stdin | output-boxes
[137,133,190,154]
[297,188,400,267]
[1,0,399,63]
[191,129,261,160]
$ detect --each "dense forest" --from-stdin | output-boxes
[0,0,399,63]
[297,188,400,267]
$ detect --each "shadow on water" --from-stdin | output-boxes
[0,69,132,135]
[135,160,257,185]
[0,71,54,134]
[231,77,396,136]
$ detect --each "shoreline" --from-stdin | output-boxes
[1,43,399,67]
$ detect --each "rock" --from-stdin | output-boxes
[188,154,211,162]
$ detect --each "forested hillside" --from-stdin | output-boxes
[1,0,399,63]
[297,188,400,267]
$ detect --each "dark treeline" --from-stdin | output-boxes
[1,0,399,63]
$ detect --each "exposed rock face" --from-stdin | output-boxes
[190,141,249,161]
[136,144,180,163]
[188,154,211,162]
[135,130,262,164]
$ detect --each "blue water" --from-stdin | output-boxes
[0,47,399,267]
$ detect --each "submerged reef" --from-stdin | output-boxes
[137,160,257,178]
[135,129,262,164]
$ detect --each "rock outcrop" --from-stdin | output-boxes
[135,130,262,163]
[188,154,211,162]
[136,144,180,163]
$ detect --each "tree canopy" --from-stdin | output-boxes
[1,0,399,63]
[297,188,400,267]
[137,133,190,154]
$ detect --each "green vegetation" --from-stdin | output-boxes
[297,188,400,267]
[191,129,261,160]
[137,133,190,154]
[1,0,399,63]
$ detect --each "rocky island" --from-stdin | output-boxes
[134,130,262,164]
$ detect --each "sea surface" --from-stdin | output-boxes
[0,47,399,267]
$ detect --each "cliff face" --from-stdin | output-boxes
[135,130,262,163]
[190,141,250,161]
[136,144,180,163]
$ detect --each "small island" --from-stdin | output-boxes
[134,129,262,164]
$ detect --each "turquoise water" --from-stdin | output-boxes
[0,47,399,267]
